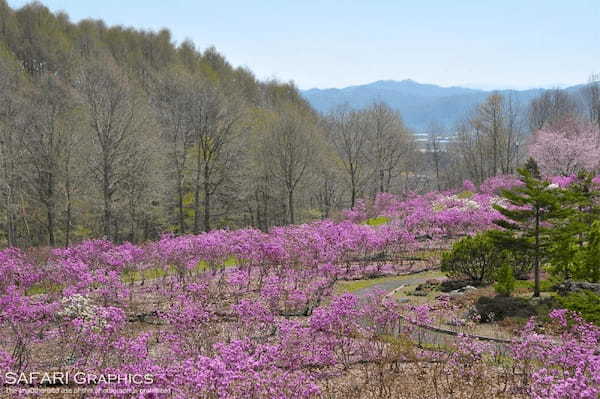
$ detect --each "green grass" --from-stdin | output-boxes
[513,278,559,293]
[26,281,63,296]
[455,190,474,199]
[363,216,391,226]
[121,266,173,283]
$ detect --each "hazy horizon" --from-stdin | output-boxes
[302,78,580,92]
[7,0,599,90]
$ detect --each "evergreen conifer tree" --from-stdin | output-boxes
[490,159,570,296]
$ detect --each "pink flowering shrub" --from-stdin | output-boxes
[512,310,600,399]
[550,175,578,188]
[479,174,524,194]
[529,118,600,176]
[463,179,477,192]
[1,178,599,398]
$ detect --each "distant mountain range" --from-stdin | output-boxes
[301,79,583,132]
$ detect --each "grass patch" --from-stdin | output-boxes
[513,278,559,294]
[363,216,391,226]
[26,281,63,296]
[455,190,475,199]
[121,266,172,283]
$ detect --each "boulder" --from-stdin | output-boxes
[556,281,600,296]
[440,279,481,292]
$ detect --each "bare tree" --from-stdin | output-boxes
[265,109,315,224]
[151,71,195,234]
[20,74,78,246]
[78,58,148,240]
[426,122,445,191]
[0,53,23,247]
[364,102,411,195]
[455,93,525,184]
[528,89,577,132]
[188,82,239,233]
[582,74,600,132]
[325,105,369,208]
[501,93,525,174]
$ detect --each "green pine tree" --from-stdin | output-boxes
[574,220,600,282]
[490,160,571,297]
[547,171,600,280]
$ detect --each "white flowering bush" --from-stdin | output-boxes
[58,294,98,322]
[432,195,481,212]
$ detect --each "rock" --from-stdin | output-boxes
[529,297,545,306]
[463,308,477,320]
[397,298,410,304]
[462,285,477,292]
[446,318,467,327]
[557,281,600,296]
[440,279,480,292]
[474,296,535,322]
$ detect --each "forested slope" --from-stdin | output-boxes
[0,1,325,246]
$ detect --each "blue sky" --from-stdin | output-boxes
[7,0,600,90]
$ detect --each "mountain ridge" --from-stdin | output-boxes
[301,79,583,131]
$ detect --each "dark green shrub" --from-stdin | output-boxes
[494,263,515,296]
[573,221,600,283]
[474,296,536,322]
[441,232,505,283]
[507,248,537,279]
[557,290,600,325]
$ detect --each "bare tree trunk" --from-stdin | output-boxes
[177,183,185,234]
[350,172,357,209]
[103,186,111,239]
[203,163,211,232]
[193,147,202,234]
[64,185,71,247]
[47,203,55,246]
[6,189,16,248]
[534,206,541,298]
[288,190,295,224]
